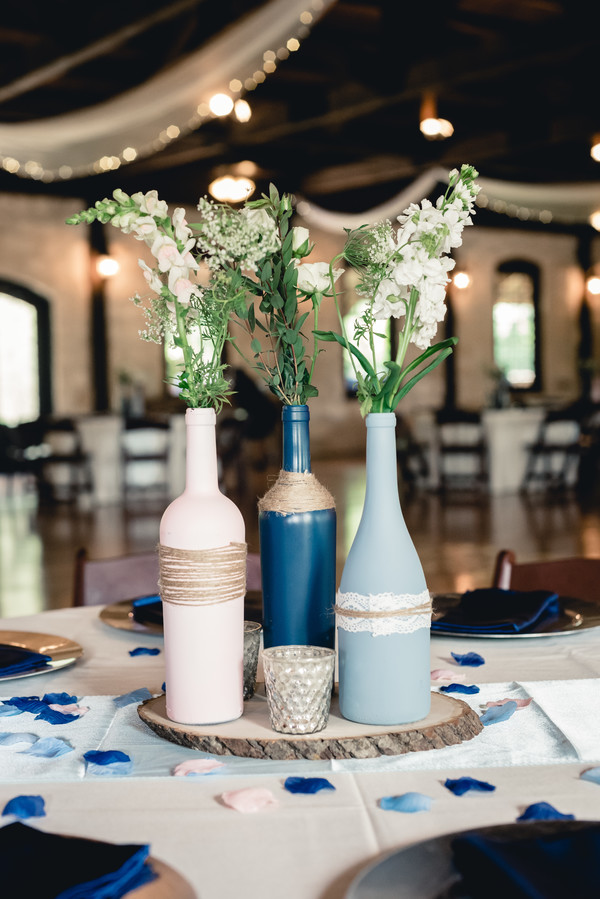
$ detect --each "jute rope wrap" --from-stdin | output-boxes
[258,470,335,515]
[158,542,247,606]
[335,589,432,636]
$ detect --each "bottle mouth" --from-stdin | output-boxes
[282,405,310,422]
[185,407,216,425]
[366,412,396,427]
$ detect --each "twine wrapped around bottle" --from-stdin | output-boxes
[258,470,335,516]
[158,542,247,606]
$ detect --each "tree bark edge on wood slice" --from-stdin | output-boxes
[137,690,483,760]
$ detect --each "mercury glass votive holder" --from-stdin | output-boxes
[243,621,262,701]
[262,645,335,734]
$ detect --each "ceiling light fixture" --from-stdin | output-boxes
[234,99,252,123]
[208,93,235,117]
[208,175,256,203]
[419,90,454,140]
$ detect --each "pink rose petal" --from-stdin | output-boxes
[221,787,278,813]
[47,703,89,716]
[485,697,532,709]
[431,669,466,682]
[173,759,224,776]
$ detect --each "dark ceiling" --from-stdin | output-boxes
[0,0,599,213]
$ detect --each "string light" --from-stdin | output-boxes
[476,192,554,225]
[0,3,325,182]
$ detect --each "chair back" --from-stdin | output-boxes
[74,548,263,607]
[492,549,600,602]
[74,548,160,606]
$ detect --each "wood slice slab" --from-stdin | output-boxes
[138,688,482,760]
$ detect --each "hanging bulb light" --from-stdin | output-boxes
[419,90,454,140]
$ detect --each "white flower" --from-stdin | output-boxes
[172,207,192,243]
[132,190,169,219]
[291,226,310,253]
[371,279,407,320]
[296,262,343,294]
[242,207,275,233]
[138,260,163,294]
[169,276,196,305]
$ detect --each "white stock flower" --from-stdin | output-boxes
[138,260,163,294]
[172,207,192,243]
[132,190,169,219]
[371,279,407,320]
[169,275,196,304]
[296,262,343,294]
[242,207,276,234]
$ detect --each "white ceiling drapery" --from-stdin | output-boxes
[0,0,336,180]
[297,167,600,231]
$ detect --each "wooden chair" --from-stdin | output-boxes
[520,407,582,493]
[492,548,600,602]
[74,547,263,617]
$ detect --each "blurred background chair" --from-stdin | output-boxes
[121,417,171,500]
[520,407,582,493]
[492,548,600,602]
[435,407,488,493]
[74,547,263,618]
[37,418,93,503]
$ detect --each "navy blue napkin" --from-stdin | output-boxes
[450,824,600,898]
[0,644,52,676]
[0,822,156,898]
[431,587,560,634]
[131,594,163,628]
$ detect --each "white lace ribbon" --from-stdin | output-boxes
[335,589,432,636]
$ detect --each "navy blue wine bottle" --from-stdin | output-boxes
[258,405,336,649]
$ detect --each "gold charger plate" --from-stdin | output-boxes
[0,630,83,681]
[99,600,163,635]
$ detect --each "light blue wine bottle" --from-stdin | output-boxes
[337,412,431,725]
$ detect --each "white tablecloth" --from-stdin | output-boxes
[0,606,599,899]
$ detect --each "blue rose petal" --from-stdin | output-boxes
[517,801,575,822]
[83,749,133,776]
[444,777,496,796]
[129,647,161,657]
[2,795,46,819]
[480,701,518,726]
[451,652,485,667]
[0,732,37,747]
[580,766,600,786]
[284,777,335,794]
[439,683,480,694]
[20,737,73,758]
[113,687,153,708]
[380,792,433,813]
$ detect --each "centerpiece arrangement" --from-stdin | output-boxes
[317,164,480,724]
[68,162,479,733]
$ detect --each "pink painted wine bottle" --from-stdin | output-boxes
[158,407,246,725]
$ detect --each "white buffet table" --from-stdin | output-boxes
[0,604,599,898]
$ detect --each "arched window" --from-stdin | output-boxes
[492,260,540,391]
[0,281,51,426]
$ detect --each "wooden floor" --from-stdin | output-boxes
[1,458,600,619]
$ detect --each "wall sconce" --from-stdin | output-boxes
[590,135,600,162]
[95,255,119,278]
[453,271,470,289]
[419,91,454,140]
[586,275,600,296]
[589,210,600,231]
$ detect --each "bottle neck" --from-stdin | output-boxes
[184,408,219,494]
[282,405,311,473]
[364,412,400,512]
